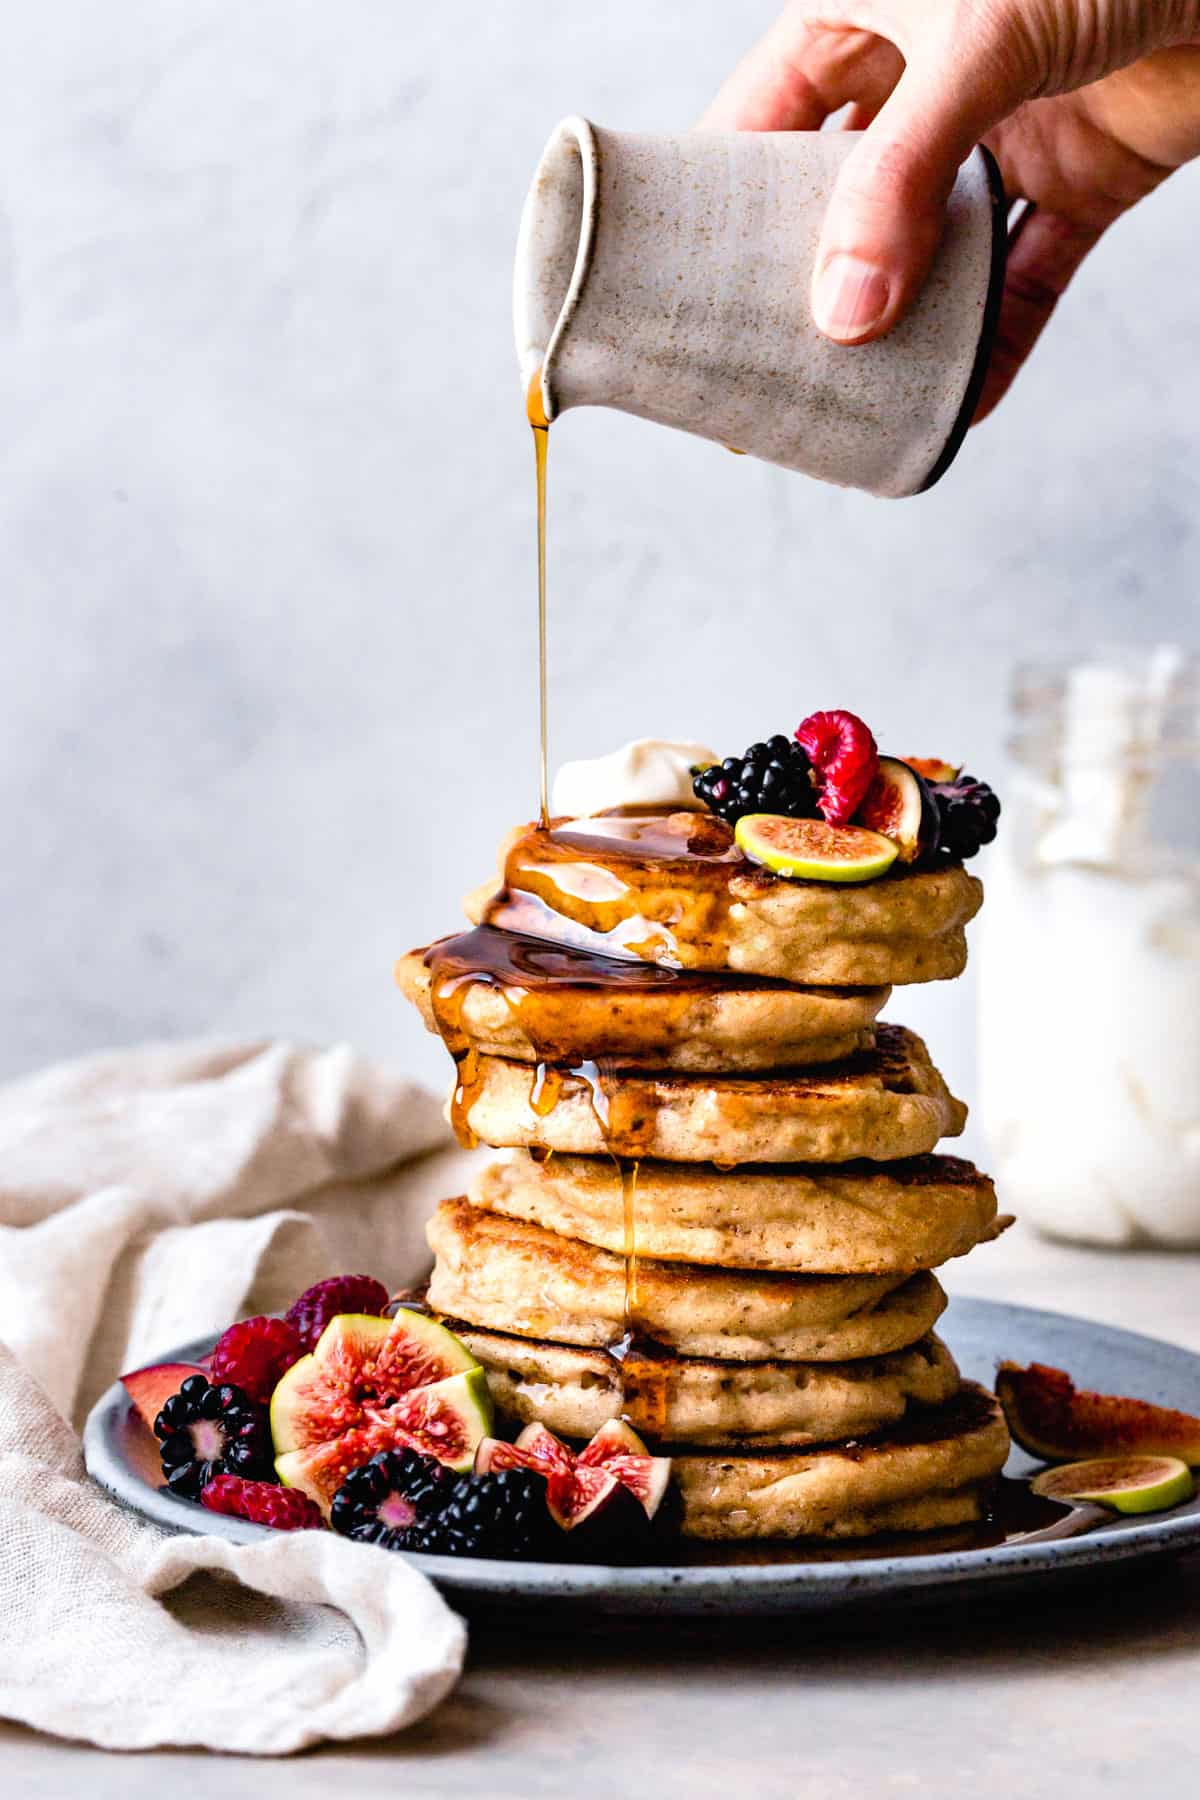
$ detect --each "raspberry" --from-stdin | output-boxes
[209,1316,304,1404]
[795,710,879,825]
[201,1475,324,1532]
[285,1274,390,1353]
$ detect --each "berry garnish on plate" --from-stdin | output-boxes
[209,1316,303,1405]
[692,735,817,826]
[330,1448,454,1549]
[416,1469,560,1560]
[201,1475,324,1531]
[795,710,879,824]
[331,1449,558,1560]
[153,1374,275,1499]
[285,1274,390,1353]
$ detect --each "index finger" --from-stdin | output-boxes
[700,12,904,131]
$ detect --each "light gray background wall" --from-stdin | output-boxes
[2,1,1197,1151]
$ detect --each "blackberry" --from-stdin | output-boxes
[329,1447,452,1549]
[929,775,1001,861]
[693,735,818,826]
[413,1470,559,1561]
[153,1374,274,1500]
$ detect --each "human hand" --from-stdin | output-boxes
[703,2,1200,416]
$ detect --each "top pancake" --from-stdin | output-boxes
[467,811,983,986]
[397,926,888,1071]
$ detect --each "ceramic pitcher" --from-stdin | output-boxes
[514,117,1005,499]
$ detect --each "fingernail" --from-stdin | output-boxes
[813,254,890,341]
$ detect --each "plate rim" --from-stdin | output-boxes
[84,1295,1200,1605]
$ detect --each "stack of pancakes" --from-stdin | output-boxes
[398,809,1011,1541]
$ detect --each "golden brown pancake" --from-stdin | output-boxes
[397,927,887,1072]
[449,1024,965,1164]
[470,1150,1002,1274]
[671,1384,1010,1539]
[451,1323,960,1448]
[466,811,982,986]
[426,1196,947,1360]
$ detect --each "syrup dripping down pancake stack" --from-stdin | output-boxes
[398,796,1011,1541]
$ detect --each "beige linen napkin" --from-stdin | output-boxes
[0,1037,478,1754]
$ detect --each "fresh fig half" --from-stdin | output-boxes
[856,756,939,864]
[120,1361,207,1433]
[270,1311,479,1455]
[270,1310,490,1515]
[734,814,897,883]
[1031,1454,1195,1515]
[997,1362,1200,1464]
[276,1368,493,1513]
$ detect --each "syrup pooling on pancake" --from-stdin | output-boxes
[424,924,773,1057]
[474,813,985,986]
[486,810,744,967]
[407,925,885,1071]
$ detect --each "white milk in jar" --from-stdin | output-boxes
[979,650,1200,1245]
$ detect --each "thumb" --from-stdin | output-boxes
[812,54,1014,344]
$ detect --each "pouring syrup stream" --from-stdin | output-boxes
[521,365,667,1433]
[528,368,550,827]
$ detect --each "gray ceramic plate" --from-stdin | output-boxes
[84,1297,1200,1616]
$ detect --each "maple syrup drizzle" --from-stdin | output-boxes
[620,1159,640,1325]
[519,372,669,1433]
[528,368,550,827]
[530,1062,565,1118]
[533,1050,669,1436]
[421,939,481,1147]
[483,810,748,969]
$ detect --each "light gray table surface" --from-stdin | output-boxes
[4,1219,1198,1798]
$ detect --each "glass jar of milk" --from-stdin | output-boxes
[979,648,1200,1246]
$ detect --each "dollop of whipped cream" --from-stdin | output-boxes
[551,738,717,818]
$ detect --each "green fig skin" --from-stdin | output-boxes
[1032,1454,1195,1515]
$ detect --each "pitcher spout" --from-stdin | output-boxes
[513,116,600,426]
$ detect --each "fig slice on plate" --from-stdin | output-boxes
[576,1418,674,1519]
[276,1369,493,1513]
[734,814,897,883]
[997,1362,1200,1464]
[856,756,939,863]
[120,1361,207,1432]
[270,1310,491,1515]
[476,1419,674,1558]
[1032,1454,1195,1515]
